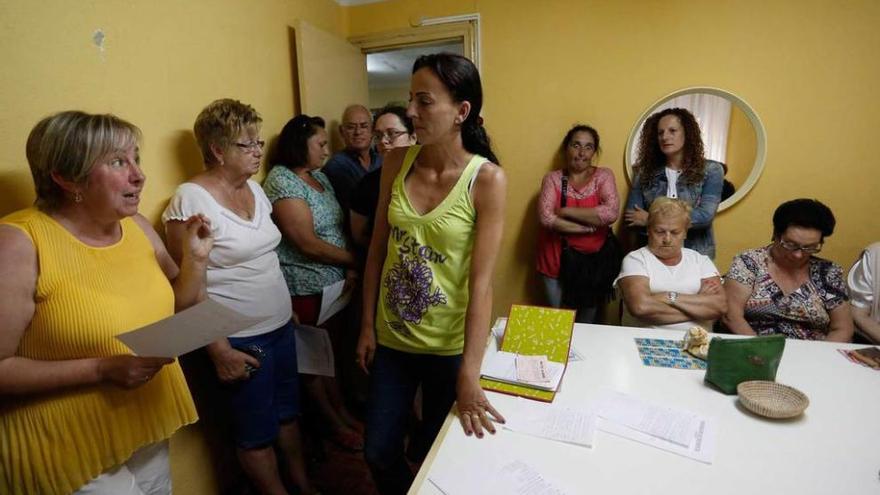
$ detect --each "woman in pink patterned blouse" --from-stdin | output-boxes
[536,125,621,323]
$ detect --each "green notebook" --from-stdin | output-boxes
[480,305,575,402]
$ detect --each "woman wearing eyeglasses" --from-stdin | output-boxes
[350,105,417,250]
[723,198,854,341]
[163,100,316,494]
[536,125,621,323]
[263,115,364,452]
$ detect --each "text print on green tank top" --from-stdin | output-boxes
[382,145,484,340]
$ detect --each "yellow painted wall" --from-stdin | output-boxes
[348,0,880,315]
[725,104,756,190]
[2,0,879,490]
[0,1,344,493]
[0,0,345,221]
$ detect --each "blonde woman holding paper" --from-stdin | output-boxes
[0,111,210,494]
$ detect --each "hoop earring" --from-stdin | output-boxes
[74,191,83,203]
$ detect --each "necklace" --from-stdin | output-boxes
[215,178,254,221]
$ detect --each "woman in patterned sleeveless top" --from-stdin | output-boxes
[357,53,507,494]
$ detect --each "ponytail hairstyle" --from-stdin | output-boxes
[412,53,499,165]
[273,114,325,170]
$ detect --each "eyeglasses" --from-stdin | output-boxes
[777,239,823,254]
[342,123,371,133]
[373,129,408,142]
[233,140,265,154]
[568,142,595,152]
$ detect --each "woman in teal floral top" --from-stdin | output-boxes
[263,114,363,450]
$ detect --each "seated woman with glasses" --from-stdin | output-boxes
[723,198,854,342]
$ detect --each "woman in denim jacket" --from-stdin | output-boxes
[624,108,723,259]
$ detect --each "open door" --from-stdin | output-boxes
[292,20,369,152]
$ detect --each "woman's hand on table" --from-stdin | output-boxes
[355,326,375,374]
[98,355,174,389]
[456,373,504,438]
[624,206,649,227]
[208,347,259,383]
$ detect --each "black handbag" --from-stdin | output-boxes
[557,173,623,308]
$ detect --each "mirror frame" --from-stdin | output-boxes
[624,86,767,212]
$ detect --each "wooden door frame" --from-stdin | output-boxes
[348,16,480,69]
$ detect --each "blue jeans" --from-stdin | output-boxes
[364,345,461,495]
[541,275,598,324]
[226,323,300,449]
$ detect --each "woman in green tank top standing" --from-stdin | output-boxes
[357,53,507,494]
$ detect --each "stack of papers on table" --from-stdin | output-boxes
[596,391,717,464]
[481,351,565,391]
[430,456,573,495]
[503,398,596,448]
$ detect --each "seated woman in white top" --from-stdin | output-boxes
[848,242,880,343]
[615,197,727,331]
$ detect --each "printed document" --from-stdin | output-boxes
[116,299,270,358]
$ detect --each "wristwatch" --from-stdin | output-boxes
[666,291,679,305]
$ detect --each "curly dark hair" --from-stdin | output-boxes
[634,107,705,188]
[272,114,325,170]
[772,198,836,240]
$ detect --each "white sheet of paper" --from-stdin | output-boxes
[597,392,701,447]
[503,398,596,448]
[317,279,351,326]
[116,299,270,358]
[491,317,508,346]
[429,456,571,495]
[294,325,335,377]
[515,354,552,385]
[481,351,565,391]
[597,415,717,464]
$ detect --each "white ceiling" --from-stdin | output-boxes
[367,41,464,89]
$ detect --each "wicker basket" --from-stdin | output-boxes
[737,381,809,419]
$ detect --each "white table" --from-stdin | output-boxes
[411,324,880,494]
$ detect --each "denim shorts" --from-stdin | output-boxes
[227,322,300,449]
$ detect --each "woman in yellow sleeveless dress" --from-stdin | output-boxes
[0,111,211,494]
[356,53,507,495]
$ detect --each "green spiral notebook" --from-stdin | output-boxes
[480,305,575,402]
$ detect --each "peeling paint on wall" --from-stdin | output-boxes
[92,29,105,53]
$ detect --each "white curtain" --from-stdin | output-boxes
[630,93,731,165]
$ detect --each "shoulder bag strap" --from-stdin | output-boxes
[560,172,569,248]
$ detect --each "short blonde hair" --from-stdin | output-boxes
[27,111,140,210]
[193,99,262,166]
[648,197,692,229]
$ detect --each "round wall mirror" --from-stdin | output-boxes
[625,87,767,212]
